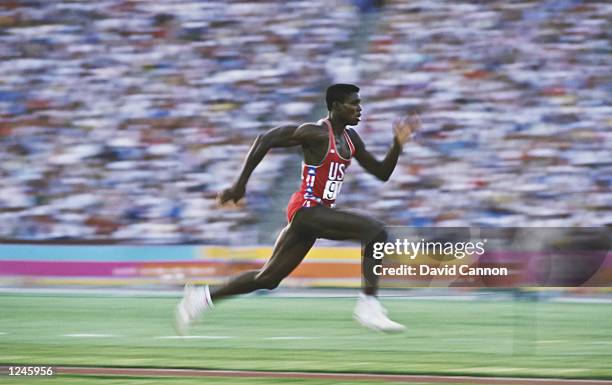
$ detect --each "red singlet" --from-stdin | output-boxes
[286,118,355,222]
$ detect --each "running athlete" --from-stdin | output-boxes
[176,84,421,334]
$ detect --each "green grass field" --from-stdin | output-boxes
[1,291,611,384]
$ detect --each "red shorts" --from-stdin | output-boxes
[286,192,322,223]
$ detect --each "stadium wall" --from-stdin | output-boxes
[2,244,611,288]
[0,244,362,287]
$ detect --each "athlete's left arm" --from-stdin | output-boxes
[349,114,421,181]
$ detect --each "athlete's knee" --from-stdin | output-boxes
[362,219,387,244]
[373,223,387,242]
[254,271,283,290]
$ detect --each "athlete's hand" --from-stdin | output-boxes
[393,114,421,146]
[217,184,246,206]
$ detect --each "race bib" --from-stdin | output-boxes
[323,180,343,200]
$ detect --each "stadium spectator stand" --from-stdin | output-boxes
[0,1,610,244]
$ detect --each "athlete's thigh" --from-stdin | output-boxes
[294,205,382,241]
[258,223,316,279]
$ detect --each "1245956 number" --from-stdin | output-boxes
[7,366,55,376]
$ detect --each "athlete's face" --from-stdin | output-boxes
[336,92,362,126]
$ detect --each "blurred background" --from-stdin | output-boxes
[1,2,611,381]
[0,0,610,247]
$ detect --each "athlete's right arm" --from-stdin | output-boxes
[218,124,314,204]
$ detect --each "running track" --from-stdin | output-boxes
[43,366,612,384]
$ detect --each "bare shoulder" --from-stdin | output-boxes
[295,121,327,139]
[297,121,325,132]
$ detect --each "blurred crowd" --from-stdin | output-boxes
[343,0,611,227]
[0,0,358,243]
[0,0,610,244]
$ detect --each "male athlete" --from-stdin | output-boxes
[176,84,420,334]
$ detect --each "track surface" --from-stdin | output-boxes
[54,366,612,385]
[3,295,612,381]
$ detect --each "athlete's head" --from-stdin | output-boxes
[326,83,361,126]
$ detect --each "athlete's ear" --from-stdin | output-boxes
[332,100,342,111]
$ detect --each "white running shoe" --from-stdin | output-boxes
[175,284,213,336]
[353,293,405,333]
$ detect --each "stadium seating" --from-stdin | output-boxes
[0,0,610,244]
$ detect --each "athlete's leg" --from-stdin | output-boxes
[295,206,387,296]
[295,206,404,332]
[210,223,316,301]
[175,221,314,335]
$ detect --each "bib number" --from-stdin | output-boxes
[323,180,342,200]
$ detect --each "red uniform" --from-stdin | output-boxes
[286,118,355,222]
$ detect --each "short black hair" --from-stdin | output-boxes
[326,83,359,111]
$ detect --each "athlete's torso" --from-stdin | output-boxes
[286,118,355,221]
[302,120,353,165]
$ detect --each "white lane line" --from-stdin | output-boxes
[265,336,319,340]
[537,339,569,344]
[0,332,7,335]
[155,335,234,340]
[63,334,117,338]
[553,297,612,304]
[58,334,321,340]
